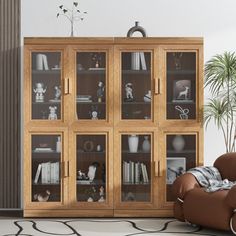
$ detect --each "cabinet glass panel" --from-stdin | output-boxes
[121,134,151,202]
[166,52,196,120]
[76,135,106,202]
[31,52,62,120]
[31,135,62,202]
[76,52,106,120]
[121,52,152,120]
[166,134,196,201]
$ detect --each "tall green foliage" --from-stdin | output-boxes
[204,52,236,152]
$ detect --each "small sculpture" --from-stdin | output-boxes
[97,81,105,102]
[34,83,47,102]
[173,52,183,70]
[85,186,96,202]
[48,106,57,120]
[98,186,105,202]
[91,53,102,68]
[175,105,189,119]
[96,144,102,152]
[124,83,134,102]
[87,162,100,181]
[33,190,50,202]
[177,86,190,100]
[77,170,89,180]
[90,105,99,120]
[54,86,61,100]
[143,90,151,102]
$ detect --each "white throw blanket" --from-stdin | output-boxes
[187,166,236,192]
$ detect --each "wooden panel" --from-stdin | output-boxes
[0,0,20,208]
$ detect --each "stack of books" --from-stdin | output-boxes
[76,95,92,103]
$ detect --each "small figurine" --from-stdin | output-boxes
[90,105,99,120]
[175,105,189,119]
[91,53,102,68]
[124,83,134,102]
[177,86,190,100]
[98,186,105,202]
[97,81,105,102]
[54,86,61,100]
[143,90,151,102]
[48,106,57,120]
[34,83,47,102]
[33,190,50,202]
[96,144,102,152]
[85,186,96,202]
[77,170,88,180]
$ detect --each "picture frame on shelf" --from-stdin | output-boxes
[166,157,186,184]
[172,80,193,103]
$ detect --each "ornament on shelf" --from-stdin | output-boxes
[143,90,151,102]
[172,135,185,152]
[54,86,61,100]
[87,162,100,181]
[172,52,183,70]
[142,136,151,152]
[33,190,51,202]
[91,53,102,68]
[97,81,105,102]
[89,105,99,120]
[96,144,102,152]
[175,105,189,119]
[128,135,139,153]
[56,136,61,153]
[98,186,105,202]
[34,83,47,102]
[124,83,134,102]
[48,106,58,120]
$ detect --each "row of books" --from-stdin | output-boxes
[131,52,147,70]
[34,162,60,184]
[123,161,149,184]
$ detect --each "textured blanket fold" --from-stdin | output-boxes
[187,166,236,192]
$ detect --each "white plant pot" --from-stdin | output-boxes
[172,135,185,152]
[128,135,139,153]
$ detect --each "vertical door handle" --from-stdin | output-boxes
[155,160,162,177]
[64,78,70,95]
[154,78,161,94]
[64,161,69,177]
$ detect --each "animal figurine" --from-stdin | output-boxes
[48,106,57,120]
[33,190,50,202]
[125,83,134,101]
[178,86,190,100]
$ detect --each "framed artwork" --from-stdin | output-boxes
[173,80,192,102]
[166,157,186,184]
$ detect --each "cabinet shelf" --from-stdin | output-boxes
[167,70,196,75]
[122,150,151,154]
[123,182,150,185]
[32,102,61,105]
[77,70,105,75]
[76,180,105,186]
[167,101,195,105]
[32,182,60,186]
[32,70,61,75]
[122,102,151,105]
[167,149,195,154]
[122,70,151,75]
[77,151,105,154]
[76,102,105,105]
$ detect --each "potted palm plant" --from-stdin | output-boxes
[204,52,236,152]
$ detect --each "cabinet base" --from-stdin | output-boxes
[24,209,173,218]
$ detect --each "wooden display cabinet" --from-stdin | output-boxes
[24,37,203,217]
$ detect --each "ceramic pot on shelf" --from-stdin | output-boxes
[128,135,139,153]
[142,136,151,152]
[172,135,185,152]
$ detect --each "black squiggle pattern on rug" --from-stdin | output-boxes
[1,219,230,236]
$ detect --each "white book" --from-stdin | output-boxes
[41,163,46,184]
[131,52,140,70]
[131,161,134,184]
[143,164,149,183]
[42,54,49,70]
[55,162,60,183]
[50,163,55,183]
[34,164,42,184]
[139,52,147,70]
[45,162,51,184]
[123,161,125,183]
[141,163,147,183]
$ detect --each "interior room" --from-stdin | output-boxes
[0,0,236,235]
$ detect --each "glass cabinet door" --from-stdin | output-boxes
[76,52,107,120]
[76,135,107,203]
[31,134,62,202]
[166,134,196,201]
[121,134,152,202]
[31,52,62,120]
[121,52,152,120]
[166,52,196,120]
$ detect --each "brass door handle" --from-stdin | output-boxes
[155,160,162,177]
[154,78,161,95]
[64,161,69,177]
[64,78,70,95]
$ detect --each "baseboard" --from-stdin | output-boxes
[0,209,23,217]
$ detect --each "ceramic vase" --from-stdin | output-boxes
[128,135,139,153]
[172,135,185,152]
[142,136,151,152]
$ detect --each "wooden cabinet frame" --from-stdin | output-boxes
[24,37,203,217]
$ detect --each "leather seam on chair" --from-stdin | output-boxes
[230,217,236,235]
[177,197,184,203]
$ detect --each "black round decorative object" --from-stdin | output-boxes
[127,21,147,37]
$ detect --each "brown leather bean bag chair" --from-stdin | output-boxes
[172,153,236,234]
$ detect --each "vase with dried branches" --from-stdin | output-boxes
[204,52,236,152]
[57,1,87,36]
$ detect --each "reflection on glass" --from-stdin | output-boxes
[76,135,106,202]
[166,52,196,120]
[31,135,61,202]
[121,52,152,120]
[121,134,151,202]
[76,52,106,120]
[166,134,196,201]
[31,52,61,120]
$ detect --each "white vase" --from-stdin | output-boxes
[143,90,151,102]
[128,135,139,153]
[142,136,151,152]
[172,135,185,152]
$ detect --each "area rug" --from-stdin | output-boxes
[0,218,232,236]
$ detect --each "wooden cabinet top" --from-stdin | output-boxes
[24,37,203,45]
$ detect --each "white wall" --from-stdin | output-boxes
[21,0,236,165]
